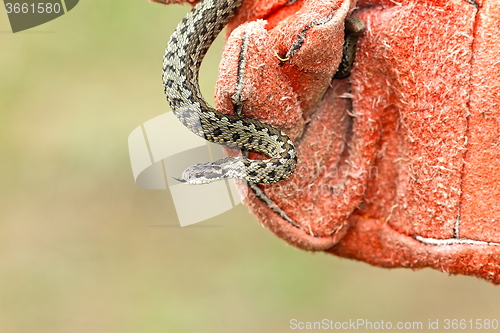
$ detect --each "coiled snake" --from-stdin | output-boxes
[162,0,297,185]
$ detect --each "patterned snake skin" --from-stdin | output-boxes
[162,0,297,185]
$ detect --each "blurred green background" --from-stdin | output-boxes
[1,2,499,332]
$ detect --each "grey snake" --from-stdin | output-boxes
[162,0,297,185]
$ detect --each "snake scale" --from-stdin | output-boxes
[162,0,297,185]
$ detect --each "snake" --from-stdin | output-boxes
[162,0,297,185]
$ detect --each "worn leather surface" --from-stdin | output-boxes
[156,0,500,284]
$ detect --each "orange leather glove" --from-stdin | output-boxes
[156,0,500,284]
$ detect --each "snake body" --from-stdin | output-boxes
[162,0,297,185]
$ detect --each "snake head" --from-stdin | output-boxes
[179,162,225,185]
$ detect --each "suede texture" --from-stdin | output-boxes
[155,0,500,284]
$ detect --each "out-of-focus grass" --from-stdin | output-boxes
[1,2,499,333]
